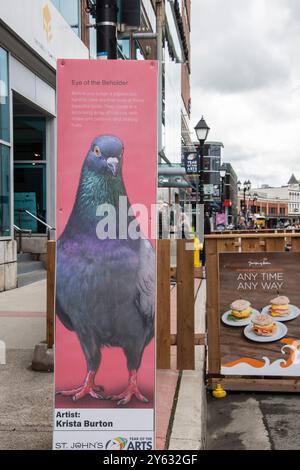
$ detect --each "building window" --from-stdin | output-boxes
[13,100,48,233]
[209,145,221,157]
[0,47,11,238]
[280,207,285,215]
[51,0,80,35]
[203,157,210,171]
[0,48,9,143]
[0,145,10,237]
[118,39,131,59]
[211,157,220,171]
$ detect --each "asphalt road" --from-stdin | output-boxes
[206,391,300,450]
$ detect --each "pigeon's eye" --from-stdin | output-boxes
[94,146,101,157]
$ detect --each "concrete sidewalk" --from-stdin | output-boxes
[0,349,53,450]
[0,280,46,350]
[168,280,206,450]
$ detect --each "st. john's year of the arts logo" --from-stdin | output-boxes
[106,436,153,450]
[106,437,128,450]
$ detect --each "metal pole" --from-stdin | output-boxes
[96,0,118,59]
[157,0,164,162]
[198,141,205,242]
[221,177,224,213]
[199,141,204,205]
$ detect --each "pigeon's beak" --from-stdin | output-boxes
[107,157,119,177]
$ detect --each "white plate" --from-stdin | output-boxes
[261,304,300,322]
[244,321,287,342]
[221,309,260,327]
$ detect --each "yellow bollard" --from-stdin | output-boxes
[194,236,202,268]
[212,384,227,398]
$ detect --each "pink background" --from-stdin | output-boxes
[55,60,157,408]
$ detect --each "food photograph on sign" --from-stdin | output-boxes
[219,252,300,376]
[55,59,157,418]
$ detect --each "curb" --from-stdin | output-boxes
[167,282,207,450]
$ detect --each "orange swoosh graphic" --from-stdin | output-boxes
[223,357,265,368]
[223,337,300,369]
[280,337,300,368]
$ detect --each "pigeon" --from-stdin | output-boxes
[56,135,155,405]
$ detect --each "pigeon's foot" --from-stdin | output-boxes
[56,371,104,402]
[108,370,149,406]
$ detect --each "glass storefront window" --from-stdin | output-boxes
[51,0,80,35]
[0,145,10,237]
[14,164,46,233]
[0,48,10,143]
[13,116,46,161]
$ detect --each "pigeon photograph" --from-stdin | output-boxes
[55,134,156,408]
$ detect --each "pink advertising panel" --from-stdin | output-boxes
[54,59,157,451]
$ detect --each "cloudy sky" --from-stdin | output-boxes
[191,0,300,187]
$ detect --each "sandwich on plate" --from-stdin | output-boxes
[269,295,290,317]
[251,313,277,336]
[229,299,252,320]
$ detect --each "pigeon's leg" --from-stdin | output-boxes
[56,370,104,401]
[56,336,104,402]
[108,369,149,406]
[108,342,149,406]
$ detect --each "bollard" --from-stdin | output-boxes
[194,236,202,268]
[0,340,6,365]
[212,383,227,398]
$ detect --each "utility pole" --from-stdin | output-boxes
[96,0,118,59]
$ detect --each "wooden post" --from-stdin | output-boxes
[291,237,300,252]
[177,239,195,370]
[241,237,264,252]
[265,237,285,251]
[47,240,56,348]
[206,237,220,375]
[157,240,171,369]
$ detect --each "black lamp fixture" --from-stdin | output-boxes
[194,116,210,143]
[220,168,226,179]
[237,180,251,192]
[237,180,252,220]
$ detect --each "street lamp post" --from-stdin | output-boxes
[220,167,226,213]
[237,180,251,221]
[251,194,258,215]
[194,117,210,241]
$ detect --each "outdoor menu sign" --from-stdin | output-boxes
[183,151,199,174]
[54,60,157,450]
[219,252,300,377]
